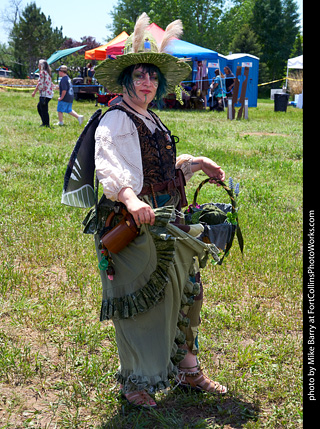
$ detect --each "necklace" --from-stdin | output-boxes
[121,100,158,125]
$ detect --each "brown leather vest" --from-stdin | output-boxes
[107,105,178,187]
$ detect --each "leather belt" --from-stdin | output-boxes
[139,178,178,196]
[138,169,188,208]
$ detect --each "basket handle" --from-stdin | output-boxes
[192,178,236,213]
[191,178,244,259]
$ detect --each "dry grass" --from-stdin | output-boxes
[287,70,303,96]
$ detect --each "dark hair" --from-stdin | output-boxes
[117,63,167,101]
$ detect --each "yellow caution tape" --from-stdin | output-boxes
[258,77,303,87]
[0,84,35,91]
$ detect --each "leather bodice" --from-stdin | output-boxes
[107,105,177,186]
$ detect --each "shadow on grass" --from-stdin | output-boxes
[98,387,259,428]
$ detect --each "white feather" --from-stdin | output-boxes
[132,13,150,53]
[159,19,183,53]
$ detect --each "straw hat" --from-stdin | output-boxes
[95,13,191,94]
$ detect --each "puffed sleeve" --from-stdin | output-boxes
[176,154,195,182]
[95,110,144,201]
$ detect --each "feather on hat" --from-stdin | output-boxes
[132,12,150,53]
[159,19,183,53]
[95,13,191,94]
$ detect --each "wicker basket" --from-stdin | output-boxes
[185,178,244,263]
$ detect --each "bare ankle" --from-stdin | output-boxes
[178,345,198,372]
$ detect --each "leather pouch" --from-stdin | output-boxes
[100,208,139,254]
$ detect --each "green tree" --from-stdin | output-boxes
[282,0,301,51]
[109,0,150,35]
[0,42,14,70]
[213,0,255,54]
[229,23,261,57]
[9,2,65,77]
[290,33,303,58]
[251,0,300,82]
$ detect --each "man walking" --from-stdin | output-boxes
[56,65,84,126]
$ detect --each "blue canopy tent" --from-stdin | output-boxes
[35,45,87,72]
[166,39,218,62]
[46,45,87,66]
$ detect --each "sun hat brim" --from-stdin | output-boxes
[95,52,191,94]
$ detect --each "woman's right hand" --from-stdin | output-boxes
[118,187,155,227]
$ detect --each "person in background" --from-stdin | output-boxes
[32,59,54,127]
[86,62,95,84]
[181,82,192,108]
[209,69,226,112]
[56,65,84,126]
[196,61,209,109]
[190,82,204,109]
[224,66,235,98]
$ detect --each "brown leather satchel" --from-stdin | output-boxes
[100,208,139,254]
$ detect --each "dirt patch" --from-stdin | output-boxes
[0,384,60,428]
[0,77,38,87]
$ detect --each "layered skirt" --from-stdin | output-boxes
[89,205,219,393]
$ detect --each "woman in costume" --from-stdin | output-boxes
[92,13,227,407]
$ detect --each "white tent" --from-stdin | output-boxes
[285,54,303,108]
[287,54,303,69]
[286,55,303,88]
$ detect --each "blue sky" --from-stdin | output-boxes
[0,0,118,45]
[1,0,303,47]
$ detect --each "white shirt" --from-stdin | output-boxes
[95,108,194,201]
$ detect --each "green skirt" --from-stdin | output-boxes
[93,206,219,393]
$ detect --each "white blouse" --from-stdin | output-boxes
[95,108,194,201]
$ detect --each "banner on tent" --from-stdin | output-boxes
[208,62,219,68]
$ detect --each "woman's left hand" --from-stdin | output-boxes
[191,156,225,184]
[202,158,225,184]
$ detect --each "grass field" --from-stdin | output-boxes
[0,90,303,428]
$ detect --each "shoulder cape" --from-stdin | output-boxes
[61,109,105,208]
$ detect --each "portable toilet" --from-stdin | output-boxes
[225,53,259,107]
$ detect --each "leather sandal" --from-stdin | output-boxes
[176,366,227,395]
[122,390,157,408]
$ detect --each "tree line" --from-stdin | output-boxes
[1,0,302,94]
